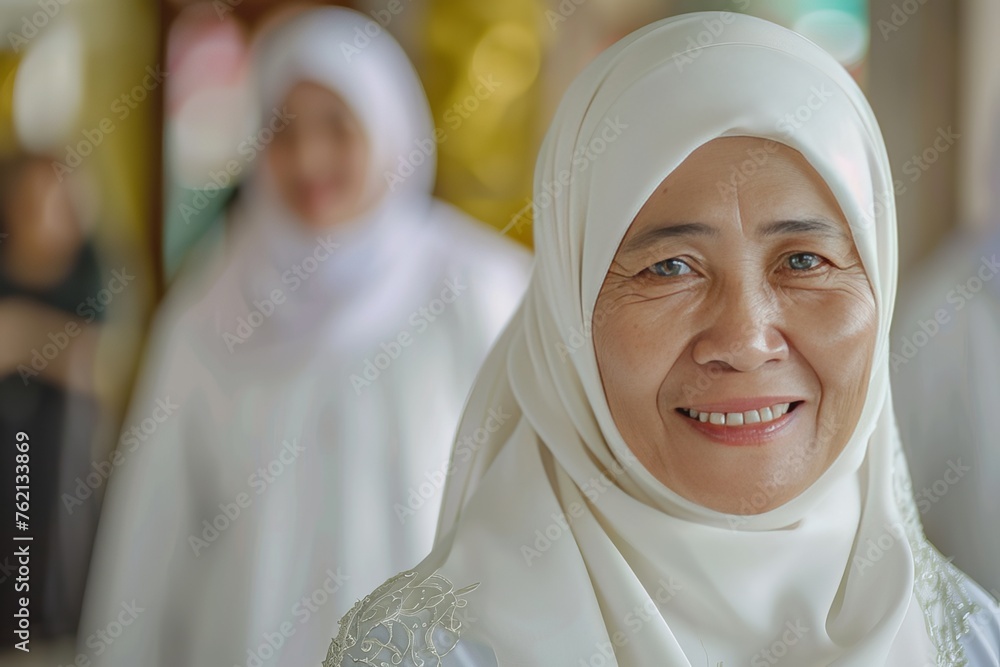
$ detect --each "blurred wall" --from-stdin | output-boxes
[868,0,959,273]
[958,0,1000,231]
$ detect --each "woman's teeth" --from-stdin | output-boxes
[685,403,792,426]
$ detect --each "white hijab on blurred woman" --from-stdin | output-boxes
[328,13,999,667]
[81,8,529,667]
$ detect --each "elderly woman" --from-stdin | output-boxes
[325,13,1000,667]
[81,8,529,667]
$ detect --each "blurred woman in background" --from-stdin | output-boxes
[81,8,529,666]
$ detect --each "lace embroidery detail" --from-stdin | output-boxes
[324,570,480,667]
[892,442,978,666]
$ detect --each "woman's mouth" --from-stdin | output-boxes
[677,400,804,425]
[674,400,805,445]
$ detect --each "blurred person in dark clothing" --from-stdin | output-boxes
[0,154,104,642]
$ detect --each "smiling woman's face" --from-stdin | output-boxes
[593,137,877,514]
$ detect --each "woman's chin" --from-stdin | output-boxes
[654,405,827,514]
[296,206,354,230]
[670,477,809,515]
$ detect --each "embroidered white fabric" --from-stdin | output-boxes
[325,571,486,667]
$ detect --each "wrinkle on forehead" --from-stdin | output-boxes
[647,137,852,242]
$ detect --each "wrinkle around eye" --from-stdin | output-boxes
[772,273,875,313]
[775,256,869,286]
[598,286,686,316]
[774,262,834,283]
[599,269,701,311]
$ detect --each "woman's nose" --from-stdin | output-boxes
[294,136,330,175]
[690,282,789,372]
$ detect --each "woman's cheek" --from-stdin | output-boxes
[786,286,876,349]
[596,302,676,393]
[787,288,876,417]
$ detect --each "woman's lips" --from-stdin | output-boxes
[675,400,805,446]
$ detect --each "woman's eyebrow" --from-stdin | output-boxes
[757,217,849,241]
[620,216,849,255]
[621,222,718,253]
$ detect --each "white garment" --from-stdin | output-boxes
[328,13,1000,667]
[892,229,1000,599]
[80,8,530,667]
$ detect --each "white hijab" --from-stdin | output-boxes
[330,13,983,667]
[221,6,440,347]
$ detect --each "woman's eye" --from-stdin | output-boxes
[648,258,693,278]
[787,252,824,271]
